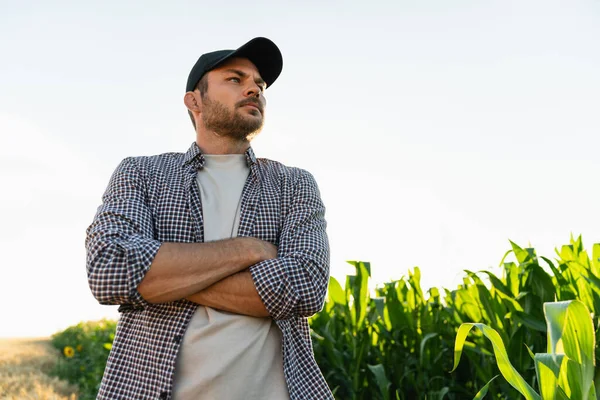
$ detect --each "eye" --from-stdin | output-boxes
[228,77,241,83]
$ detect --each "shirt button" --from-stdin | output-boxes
[159,391,168,399]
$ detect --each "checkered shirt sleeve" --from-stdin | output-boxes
[250,169,330,320]
[85,157,161,308]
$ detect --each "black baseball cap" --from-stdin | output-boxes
[186,37,283,93]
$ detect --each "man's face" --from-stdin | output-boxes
[198,57,267,141]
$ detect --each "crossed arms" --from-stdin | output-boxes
[85,157,330,320]
[138,239,276,317]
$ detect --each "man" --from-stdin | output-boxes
[85,37,332,399]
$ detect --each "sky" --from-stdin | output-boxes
[1,0,599,337]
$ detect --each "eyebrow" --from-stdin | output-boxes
[223,68,266,88]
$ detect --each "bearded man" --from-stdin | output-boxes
[85,37,332,400]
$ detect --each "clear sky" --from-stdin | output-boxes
[1,0,599,337]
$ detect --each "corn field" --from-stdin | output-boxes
[309,236,600,399]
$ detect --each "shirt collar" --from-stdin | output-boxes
[183,142,257,169]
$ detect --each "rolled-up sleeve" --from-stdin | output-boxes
[250,170,330,320]
[85,157,162,308]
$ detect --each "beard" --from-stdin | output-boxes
[201,95,264,141]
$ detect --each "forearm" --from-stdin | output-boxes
[186,271,270,318]
[137,238,268,304]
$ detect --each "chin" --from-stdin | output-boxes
[246,130,263,141]
[246,111,262,119]
[238,107,262,117]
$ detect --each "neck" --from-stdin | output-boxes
[195,129,250,155]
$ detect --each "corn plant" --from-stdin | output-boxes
[311,237,600,399]
[545,236,600,358]
[442,244,554,398]
[311,262,474,399]
[451,300,598,399]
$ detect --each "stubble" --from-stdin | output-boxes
[201,95,264,141]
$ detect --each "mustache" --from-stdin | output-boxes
[236,99,263,113]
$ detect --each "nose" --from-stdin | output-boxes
[244,81,262,98]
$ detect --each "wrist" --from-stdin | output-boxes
[233,237,261,266]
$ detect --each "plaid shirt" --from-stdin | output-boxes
[86,142,332,400]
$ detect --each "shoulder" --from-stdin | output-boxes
[255,158,320,192]
[256,157,315,180]
[112,151,186,182]
[124,151,185,171]
[106,152,186,193]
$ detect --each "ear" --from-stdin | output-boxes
[184,91,202,113]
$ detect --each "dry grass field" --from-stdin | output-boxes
[0,338,78,400]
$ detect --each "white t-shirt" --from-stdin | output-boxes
[172,154,289,400]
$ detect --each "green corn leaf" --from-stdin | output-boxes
[494,290,524,313]
[462,339,494,357]
[382,304,392,330]
[526,344,535,360]
[560,301,596,399]
[347,261,371,330]
[455,288,483,322]
[355,263,369,329]
[499,249,513,266]
[587,384,596,400]
[563,262,596,313]
[558,357,583,399]
[537,361,558,400]
[419,332,438,368]
[555,386,570,400]
[541,256,570,287]
[581,274,600,312]
[559,245,575,262]
[557,284,578,302]
[555,356,571,397]
[408,267,425,304]
[328,276,346,305]
[545,300,596,400]
[530,264,556,303]
[583,274,600,294]
[511,310,547,332]
[534,353,563,400]
[505,262,521,298]
[429,286,440,300]
[346,275,357,326]
[473,375,500,400]
[478,270,511,298]
[429,387,450,400]
[465,271,504,331]
[363,261,372,276]
[573,235,584,252]
[526,247,538,261]
[372,297,385,319]
[451,323,540,400]
[367,364,390,400]
[387,283,409,329]
[510,240,532,264]
[592,243,600,275]
[544,302,568,355]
